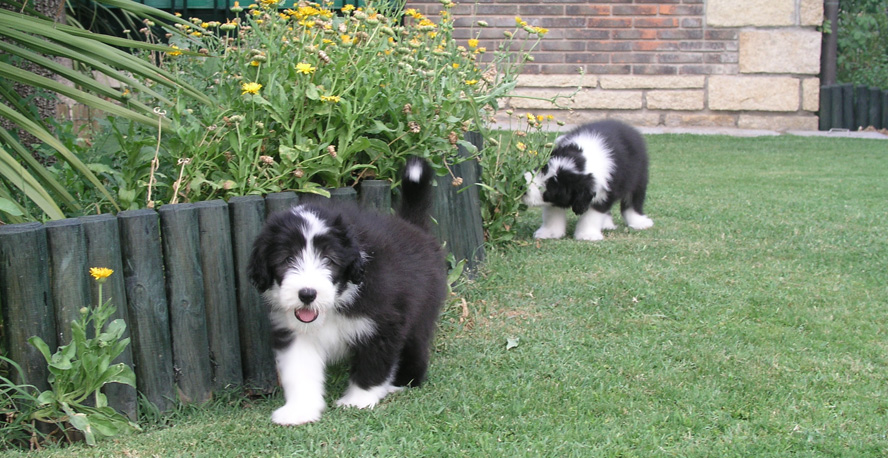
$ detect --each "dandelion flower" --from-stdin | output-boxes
[241,82,262,95]
[320,95,341,103]
[295,62,316,74]
[89,267,114,281]
[468,38,479,49]
[465,79,478,85]
[167,45,183,57]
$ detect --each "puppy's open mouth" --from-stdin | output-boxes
[295,308,319,323]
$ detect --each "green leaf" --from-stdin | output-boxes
[0,197,23,216]
[27,336,52,362]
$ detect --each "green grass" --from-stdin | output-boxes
[12,134,888,457]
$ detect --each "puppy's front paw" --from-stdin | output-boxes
[574,230,604,241]
[336,383,402,409]
[534,227,566,239]
[602,214,617,230]
[627,215,654,230]
[271,403,323,426]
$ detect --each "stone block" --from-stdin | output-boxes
[706,0,794,27]
[738,114,820,131]
[709,76,799,112]
[606,112,663,127]
[801,77,821,112]
[646,90,706,110]
[506,88,581,110]
[516,74,597,88]
[664,113,738,128]
[599,75,706,89]
[572,90,644,110]
[739,30,821,75]
[800,0,824,26]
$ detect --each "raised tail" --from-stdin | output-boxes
[397,156,435,232]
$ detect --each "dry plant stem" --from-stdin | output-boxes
[146,108,166,208]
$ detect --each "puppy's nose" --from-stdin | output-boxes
[298,288,317,304]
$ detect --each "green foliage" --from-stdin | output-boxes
[0,0,210,223]
[476,113,559,244]
[836,0,888,88]
[0,355,43,450]
[26,271,139,447]
[104,0,548,204]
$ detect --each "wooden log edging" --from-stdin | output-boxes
[0,151,486,414]
[819,83,888,131]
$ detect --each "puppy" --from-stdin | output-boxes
[248,157,447,425]
[523,119,653,241]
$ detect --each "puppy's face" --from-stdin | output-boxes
[249,205,364,328]
[522,155,595,214]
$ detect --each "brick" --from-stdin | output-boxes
[705,30,739,41]
[565,53,610,64]
[681,18,703,28]
[474,5,519,15]
[518,5,565,16]
[565,5,611,16]
[540,41,588,52]
[634,18,679,28]
[599,75,705,89]
[613,29,658,40]
[657,29,703,40]
[659,53,704,64]
[632,65,679,75]
[613,5,658,15]
[739,30,821,75]
[659,4,704,15]
[646,90,705,110]
[634,41,679,52]
[588,18,633,28]
[608,112,663,127]
[587,41,634,52]
[613,54,656,64]
[586,64,632,75]
[709,76,800,111]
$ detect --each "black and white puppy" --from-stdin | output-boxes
[248,157,447,425]
[523,119,653,241]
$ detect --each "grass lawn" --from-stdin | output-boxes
[13,134,888,457]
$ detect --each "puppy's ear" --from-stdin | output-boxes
[332,215,365,284]
[248,234,273,291]
[571,187,594,215]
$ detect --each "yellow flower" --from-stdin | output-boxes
[452,63,460,69]
[533,26,549,36]
[167,45,182,57]
[516,142,527,152]
[536,115,544,122]
[320,95,341,103]
[342,4,355,12]
[250,60,261,66]
[340,34,353,45]
[465,79,478,85]
[546,115,555,121]
[89,267,114,281]
[468,39,479,49]
[515,16,528,27]
[241,82,262,95]
[295,62,316,74]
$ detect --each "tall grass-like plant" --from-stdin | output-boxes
[26,268,139,447]
[0,0,211,223]
[0,355,43,450]
[114,0,548,204]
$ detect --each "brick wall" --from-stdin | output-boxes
[408,0,824,131]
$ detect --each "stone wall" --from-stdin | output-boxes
[409,0,824,131]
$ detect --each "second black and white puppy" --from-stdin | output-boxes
[523,119,653,241]
[248,157,447,425]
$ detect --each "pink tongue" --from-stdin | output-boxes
[295,308,319,323]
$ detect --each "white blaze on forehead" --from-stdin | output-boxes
[292,206,329,239]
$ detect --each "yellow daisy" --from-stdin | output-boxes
[241,82,262,95]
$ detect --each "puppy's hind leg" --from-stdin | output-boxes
[621,188,653,230]
[337,343,401,409]
[533,206,568,239]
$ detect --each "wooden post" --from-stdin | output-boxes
[431,132,486,272]
[193,200,243,390]
[841,84,854,130]
[228,196,276,393]
[329,187,358,201]
[868,87,882,129]
[117,209,175,412]
[159,204,213,404]
[855,85,869,129]
[79,213,137,421]
[829,85,843,130]
[44,219,90,346]
[265,191,299,216]
[0,223,56,391]
[359,180,392,212]
[818,85,832,131]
